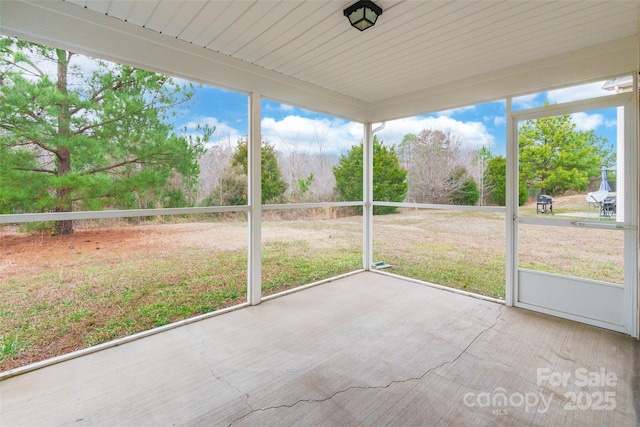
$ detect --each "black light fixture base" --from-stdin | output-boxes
[343,0,383,32]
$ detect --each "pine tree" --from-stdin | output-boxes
[0,37,209,234]
[519,109,612,196]
[333,136,407,214]
[228,138,287,204]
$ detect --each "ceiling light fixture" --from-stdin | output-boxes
[343,0,383,32]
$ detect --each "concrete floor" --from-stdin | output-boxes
[1,272,639,426]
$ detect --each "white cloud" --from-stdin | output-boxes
[255,114,495,155]
[486,116,505,126]
[375,116,494,150]
[263,103,296,113]
[260,112,497,154]
[511,93,539,109]
[547,81,610,104]
[261,115,362,154]
[437,105,476,117]
[513,81,612,110]
[570,112,604,131]
[182,116,244,148]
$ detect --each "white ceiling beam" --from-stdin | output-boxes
[367,36,639,123]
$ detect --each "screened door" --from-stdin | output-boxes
[510,93,637,336]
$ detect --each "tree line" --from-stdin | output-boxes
[1,39,613,234]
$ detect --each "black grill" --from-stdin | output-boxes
[536,195,553,214]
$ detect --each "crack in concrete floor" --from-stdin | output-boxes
[225,305,505,426]
[186,327,254,413]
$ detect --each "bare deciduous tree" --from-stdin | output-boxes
[198,137,235,205]
[398,128,476,204]
[273,123,337,202]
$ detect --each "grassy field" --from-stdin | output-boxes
[0,198,625,371]
[374,210,507,298]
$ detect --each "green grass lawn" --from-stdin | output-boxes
[0,249,249,368]
[0,202,625,371]
[373,210,507,299]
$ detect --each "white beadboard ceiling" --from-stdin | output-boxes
[2,0,639,121]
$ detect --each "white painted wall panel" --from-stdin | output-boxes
[518,269,625,327]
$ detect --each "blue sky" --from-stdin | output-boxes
[10,34,620,161]
[179,80,621,160]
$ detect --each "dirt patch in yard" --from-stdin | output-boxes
[1,222,249,280]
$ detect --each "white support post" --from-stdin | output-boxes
[248,92,262,305]
[505,98,516,307]
[615,105,625,223]
[636,71,640,339]
[625,72,639,338]
[363,123,373,270]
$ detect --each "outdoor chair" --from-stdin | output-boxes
[600,196,616,217]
